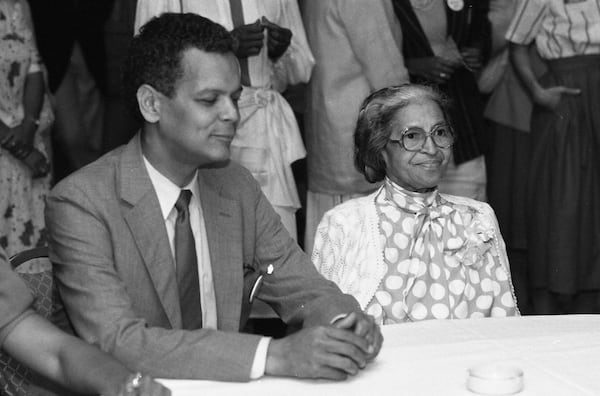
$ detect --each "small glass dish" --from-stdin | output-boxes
[467,363,524,395]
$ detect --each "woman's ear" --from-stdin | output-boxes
[365,165,382,184]
[136,84,162,123]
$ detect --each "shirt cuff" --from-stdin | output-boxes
[330,312,350,325]
[249,336,272,379]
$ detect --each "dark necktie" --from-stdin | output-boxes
[174,189,202,329]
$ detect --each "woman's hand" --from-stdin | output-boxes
[405,57,457,84]
[0,123,35,159]
[118,373,171,396]
[533,85,581,110]
[0,121,49,177]
[460,47,483,72]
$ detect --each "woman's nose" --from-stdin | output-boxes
[420,135,438,154]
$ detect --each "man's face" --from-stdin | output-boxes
[154,48,242,168]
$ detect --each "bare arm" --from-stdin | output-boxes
[0,71,44,158]
[509,42,579,109]
[3,314,128,395]
[21,71,44,138]
[509,43,543,98]
[1,0,44,150]
[3,314,171,395]
[19,0,44,142]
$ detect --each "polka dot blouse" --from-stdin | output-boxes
[366,179,518,324]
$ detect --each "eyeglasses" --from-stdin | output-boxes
[389,124,455,152]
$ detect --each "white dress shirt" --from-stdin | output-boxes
[143,157,270,378]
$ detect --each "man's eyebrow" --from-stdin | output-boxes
[192,87,243,95]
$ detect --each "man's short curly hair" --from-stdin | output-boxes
[123,13,234,120]
[354,84,451,183]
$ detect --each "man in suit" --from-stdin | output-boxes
[46,13,382,382]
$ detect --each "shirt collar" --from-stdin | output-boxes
[143,156,200,220]
[383,177,438,213]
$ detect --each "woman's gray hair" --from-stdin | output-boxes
[354,83,451,183]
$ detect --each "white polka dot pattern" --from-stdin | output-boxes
[394,233,409,249]
[431,303,450,319]
[429,283,446,300]
[365,180,518,325]
[385,275,404,290]
[375,291,392,306]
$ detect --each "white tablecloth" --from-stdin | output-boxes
[159,315,600,395]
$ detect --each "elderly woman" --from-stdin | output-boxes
[312,84,518,324]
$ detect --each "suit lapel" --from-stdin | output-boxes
[197,170,243,332]
[119,134,181,328]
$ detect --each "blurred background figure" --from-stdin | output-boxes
[312,84,518,323]
[507,0,600,314]
[0,0,52,257]
[391,0,491,202]
[481,0,546,314]
[302,0,408,254]
[102,0,141,153]
[28,0,112,181]
[135,0,313,243]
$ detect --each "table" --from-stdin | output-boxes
[159,315,600,395]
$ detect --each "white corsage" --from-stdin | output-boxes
[454,212,494,268]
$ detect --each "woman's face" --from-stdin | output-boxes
[381,99,451,192]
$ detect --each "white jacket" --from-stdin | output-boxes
[312,187,516,311]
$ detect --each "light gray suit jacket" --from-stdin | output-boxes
[46,134,359,381]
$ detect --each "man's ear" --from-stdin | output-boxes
[136,84,162,123]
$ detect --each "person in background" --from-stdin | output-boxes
[135,0,313,242]
[0,246,170,396]
[302,0,409,254]
[0,0,51,257]
[482,0,545,314]
[28,0,111,180]
[312,84,518,323]
[391,0,491,202]
[507,0,600,314]
[46,13,381,382]
[102,0,142,153]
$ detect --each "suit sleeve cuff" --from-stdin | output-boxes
[330,312,350,325]
[250,336,272,379]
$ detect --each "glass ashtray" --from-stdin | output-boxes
[467,363,524,395]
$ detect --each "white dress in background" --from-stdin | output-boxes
[0,0,53,257]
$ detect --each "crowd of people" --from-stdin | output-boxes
[1,0,599,394]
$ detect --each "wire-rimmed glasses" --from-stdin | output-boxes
[389,124,455,152]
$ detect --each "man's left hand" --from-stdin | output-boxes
[334,312,383,361]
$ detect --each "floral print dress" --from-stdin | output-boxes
[0,0,52,257]
[365,179,518,324]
